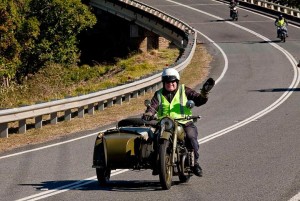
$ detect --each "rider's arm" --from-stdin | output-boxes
[144,91,160,115]
[185,86,208,107]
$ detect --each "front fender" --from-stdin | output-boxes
[93,134,107,168]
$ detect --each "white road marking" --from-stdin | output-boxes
[15,169,129,201]
[0,132,101,160]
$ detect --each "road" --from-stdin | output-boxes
[1,0,300,200]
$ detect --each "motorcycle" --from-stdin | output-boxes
[230,6,238,21]
[92,100,200,190]
[277,26,287,42]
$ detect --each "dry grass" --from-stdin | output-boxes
[0,44,212,153]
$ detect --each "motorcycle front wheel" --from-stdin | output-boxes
[281,34,286,42]
[159,139,173,190]
[96,167,111,186]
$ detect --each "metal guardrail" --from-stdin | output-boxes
[248,0,299,16]
[234,0,300,22]
[0,0,197,138]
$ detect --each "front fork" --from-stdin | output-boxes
[171,133,177,165]
[159,126,177,166]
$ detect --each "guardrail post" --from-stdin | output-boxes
[50,113,58,124]
[132,91,139,98]
[19,119,26,134]
[107,99,113,107]
[88,103,94,115]
[35,115,43,129]
[277,7,281,12]
[65,109,72,121]
[115,95,122,105]
[78,106,85,118]
[0,123,8,138]
[140,88,145,96]
[98,101,104,111]
[124,93,131,102]
[290,10,294,16]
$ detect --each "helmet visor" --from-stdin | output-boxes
[162,75,178,82]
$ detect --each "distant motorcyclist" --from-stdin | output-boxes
[229,0,238,19]
[142,68,215,177]
[275,14,288,38]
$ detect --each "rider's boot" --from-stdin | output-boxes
[192,162,203,177]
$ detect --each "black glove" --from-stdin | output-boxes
[142,112,153,121]
[201,78,215,96]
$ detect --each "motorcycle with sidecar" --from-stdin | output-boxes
[92,100,200,190]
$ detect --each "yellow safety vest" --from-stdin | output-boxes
[277,19,285,27]
[157,84,192,124]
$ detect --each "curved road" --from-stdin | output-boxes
[1,0,300,200]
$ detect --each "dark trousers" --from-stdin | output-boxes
[183,122,200,162]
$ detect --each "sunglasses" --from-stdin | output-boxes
[165,80,176,83]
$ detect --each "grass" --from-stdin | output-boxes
[0,43,212,153]
[0,49,179,108]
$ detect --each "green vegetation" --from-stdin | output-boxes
[0,49,179,108]
[0,0,96,86]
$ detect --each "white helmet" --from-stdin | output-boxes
[162,68,180,82]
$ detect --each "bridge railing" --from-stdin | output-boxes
[0,0,197,138]
[233,0,300,22]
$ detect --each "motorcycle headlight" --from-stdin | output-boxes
[160,117,174,131]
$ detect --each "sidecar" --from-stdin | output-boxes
[92,118,157,184]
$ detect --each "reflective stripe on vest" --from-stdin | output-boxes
[157,84,192,124]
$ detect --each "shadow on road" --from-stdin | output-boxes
[250,88,300,92]
[210,19,234,22]
[19,179,184,192]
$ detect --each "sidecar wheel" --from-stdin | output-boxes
[159,140,173,190]
[96,168,111,185]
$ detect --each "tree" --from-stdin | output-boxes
[0,0,97,86]
[0,1,23,86]
[18,0,97,79]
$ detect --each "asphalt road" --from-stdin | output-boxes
[1,0,300,200]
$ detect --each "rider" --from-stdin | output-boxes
[275,14,288,38]
[229,0,238,18]
[142,68,214,177]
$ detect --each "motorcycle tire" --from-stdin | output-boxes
[96,168,111,186]
[159,139,173,190]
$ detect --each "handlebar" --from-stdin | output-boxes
[141,115,201,127]
[175,115,201,121]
